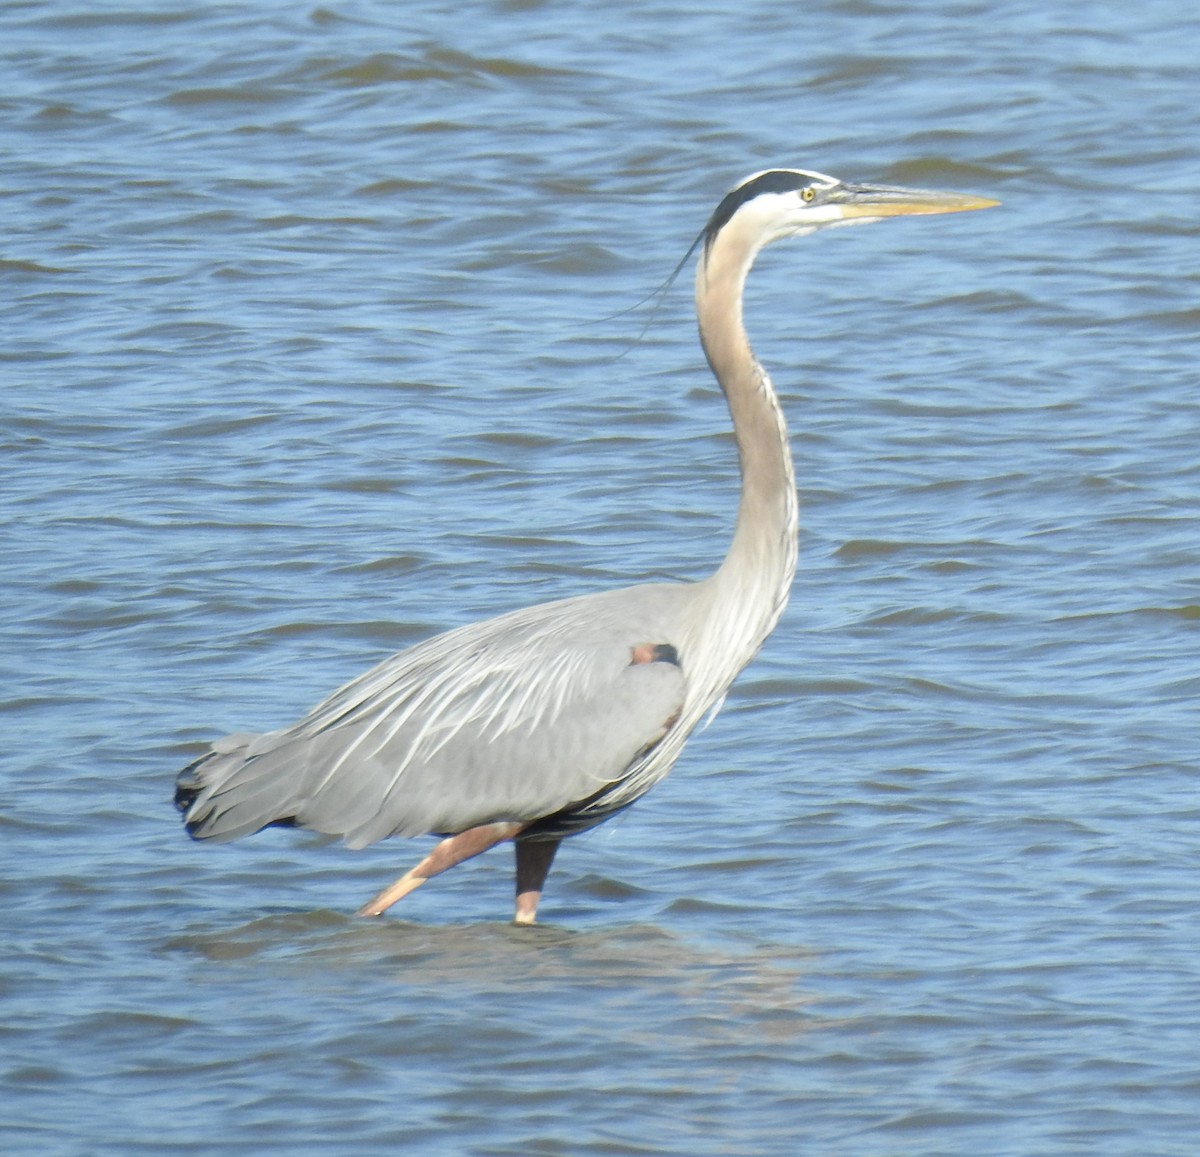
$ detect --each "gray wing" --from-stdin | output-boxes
[178,583,690,849]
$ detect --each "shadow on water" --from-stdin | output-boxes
[162,911,821,1030]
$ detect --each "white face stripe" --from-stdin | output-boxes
[703,169,844,255]
[698,169,877,281]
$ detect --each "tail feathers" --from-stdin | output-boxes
[173,753,212,817]
[175,732,298,843]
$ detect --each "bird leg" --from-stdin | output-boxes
[513,837,561,925]
[355,821,524,917]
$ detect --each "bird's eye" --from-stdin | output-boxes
[801,187,816,203]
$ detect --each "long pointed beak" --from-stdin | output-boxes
[833,182,1000,219]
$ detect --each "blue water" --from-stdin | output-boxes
[3,1,1198,1153]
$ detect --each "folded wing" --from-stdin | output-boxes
[177,586,689,848]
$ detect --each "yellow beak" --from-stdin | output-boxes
[833,182,1000,219]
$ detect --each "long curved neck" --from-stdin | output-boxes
[691,227,799,688]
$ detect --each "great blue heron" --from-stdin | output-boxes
[176,168,997,923]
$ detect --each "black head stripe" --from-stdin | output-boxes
[703,170,812,250]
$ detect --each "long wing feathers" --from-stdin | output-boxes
[178,582,694,847]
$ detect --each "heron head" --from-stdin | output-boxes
[702,168,998,258]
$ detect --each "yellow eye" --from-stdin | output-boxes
[802,187,816,203]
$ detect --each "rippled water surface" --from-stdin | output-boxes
[4,1,1199,1153]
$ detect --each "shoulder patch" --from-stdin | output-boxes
[630,642,680,667]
